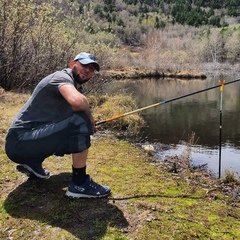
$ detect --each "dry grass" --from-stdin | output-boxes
[89,94,145,134]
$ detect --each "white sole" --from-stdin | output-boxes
[65,190,110,199]
[17,164,50,179]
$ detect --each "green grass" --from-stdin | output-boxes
[1,91,240,239]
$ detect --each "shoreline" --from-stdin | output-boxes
[101,69,207,79]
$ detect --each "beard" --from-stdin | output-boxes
[72,66,90,85]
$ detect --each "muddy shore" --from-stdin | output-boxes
[101,68,207,79]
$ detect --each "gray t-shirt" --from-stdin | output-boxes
[11,68,78,129]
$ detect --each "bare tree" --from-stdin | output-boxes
[207,29,224,63]
[225,30,240,63]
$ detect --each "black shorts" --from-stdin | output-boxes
[5,112,93,164]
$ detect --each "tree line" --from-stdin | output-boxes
[93,0,239,29]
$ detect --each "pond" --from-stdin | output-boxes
[104,74,240,178]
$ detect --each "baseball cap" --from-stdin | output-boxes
[74,52,100,71]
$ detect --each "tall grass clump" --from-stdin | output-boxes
[223,170,240,184]
[89,94,145,134]
[163,132,203,175]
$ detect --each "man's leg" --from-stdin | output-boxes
[5,113,88,179]
[5,129,51,179]
[65,150,111,199]
[6,112,111,195]
[16,161,50,179]
[72,150,88,168]
[71,150,88,185]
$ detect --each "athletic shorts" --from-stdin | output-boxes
[5,112,93,164]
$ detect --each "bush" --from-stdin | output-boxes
[0,0,77,90]
[0,0,118,91]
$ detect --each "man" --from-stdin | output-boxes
[5,52,111,199]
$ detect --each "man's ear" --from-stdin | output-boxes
[69,60,75,69]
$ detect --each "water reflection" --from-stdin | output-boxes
[104,75,240,177]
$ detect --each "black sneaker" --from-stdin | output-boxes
[65,175,111,199]
[16,163,50,179]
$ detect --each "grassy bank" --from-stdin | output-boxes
[1,91,240,240]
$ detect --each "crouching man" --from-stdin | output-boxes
[5,52,110,199]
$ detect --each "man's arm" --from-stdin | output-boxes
[58,84,94,121]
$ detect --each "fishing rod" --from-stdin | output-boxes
[96,78,240,126]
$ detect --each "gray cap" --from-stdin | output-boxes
[74,52,100,71]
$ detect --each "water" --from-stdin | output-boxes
[105,74,240,178]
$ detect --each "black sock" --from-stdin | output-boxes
[72,165,87,185]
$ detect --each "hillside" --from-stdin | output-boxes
[71,0,240,45]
